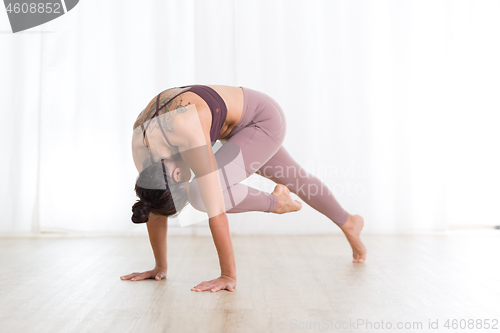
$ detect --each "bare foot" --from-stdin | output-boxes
[272,184,302,214]
[340,214,367,263]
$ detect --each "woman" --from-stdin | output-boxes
[121,85,367,292]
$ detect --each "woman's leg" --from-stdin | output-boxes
[202,142,350,226]
[255,145,366,262]
[188,87,366,261]
[256,146,350,227]
[188,125,284,214]
[190,140,366,262]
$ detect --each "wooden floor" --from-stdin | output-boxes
[0,231,499,333]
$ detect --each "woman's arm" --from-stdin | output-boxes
[209,212,236,279]
[146,213,168,270]
[120,212,168,281]
[188,212,236,292]
[180,146,237,292]
[174,107,236,292]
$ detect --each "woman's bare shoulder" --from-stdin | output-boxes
[133,87,192,130]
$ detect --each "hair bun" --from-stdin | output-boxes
[131,200,153,223]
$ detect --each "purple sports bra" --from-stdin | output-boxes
[146,85,228,147]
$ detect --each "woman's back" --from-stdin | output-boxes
[134,85,244,140]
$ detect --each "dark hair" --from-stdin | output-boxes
[131,161,189,223]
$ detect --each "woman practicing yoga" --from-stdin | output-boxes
[121,85,367,292]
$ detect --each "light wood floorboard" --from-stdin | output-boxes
[0,232,499,333]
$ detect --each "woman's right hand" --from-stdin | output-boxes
[120,266,167,281]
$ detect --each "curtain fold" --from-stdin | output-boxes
[1,0,499,235]
[0,31,42,234]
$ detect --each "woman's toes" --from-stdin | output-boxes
[352,253,366,263]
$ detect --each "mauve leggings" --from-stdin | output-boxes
[188,87,350,227]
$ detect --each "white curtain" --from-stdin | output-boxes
[1,0,499,236]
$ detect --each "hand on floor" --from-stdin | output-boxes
[120,265,167,281]
[191,275,236,292]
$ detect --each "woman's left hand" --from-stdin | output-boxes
[191,275,236,292]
